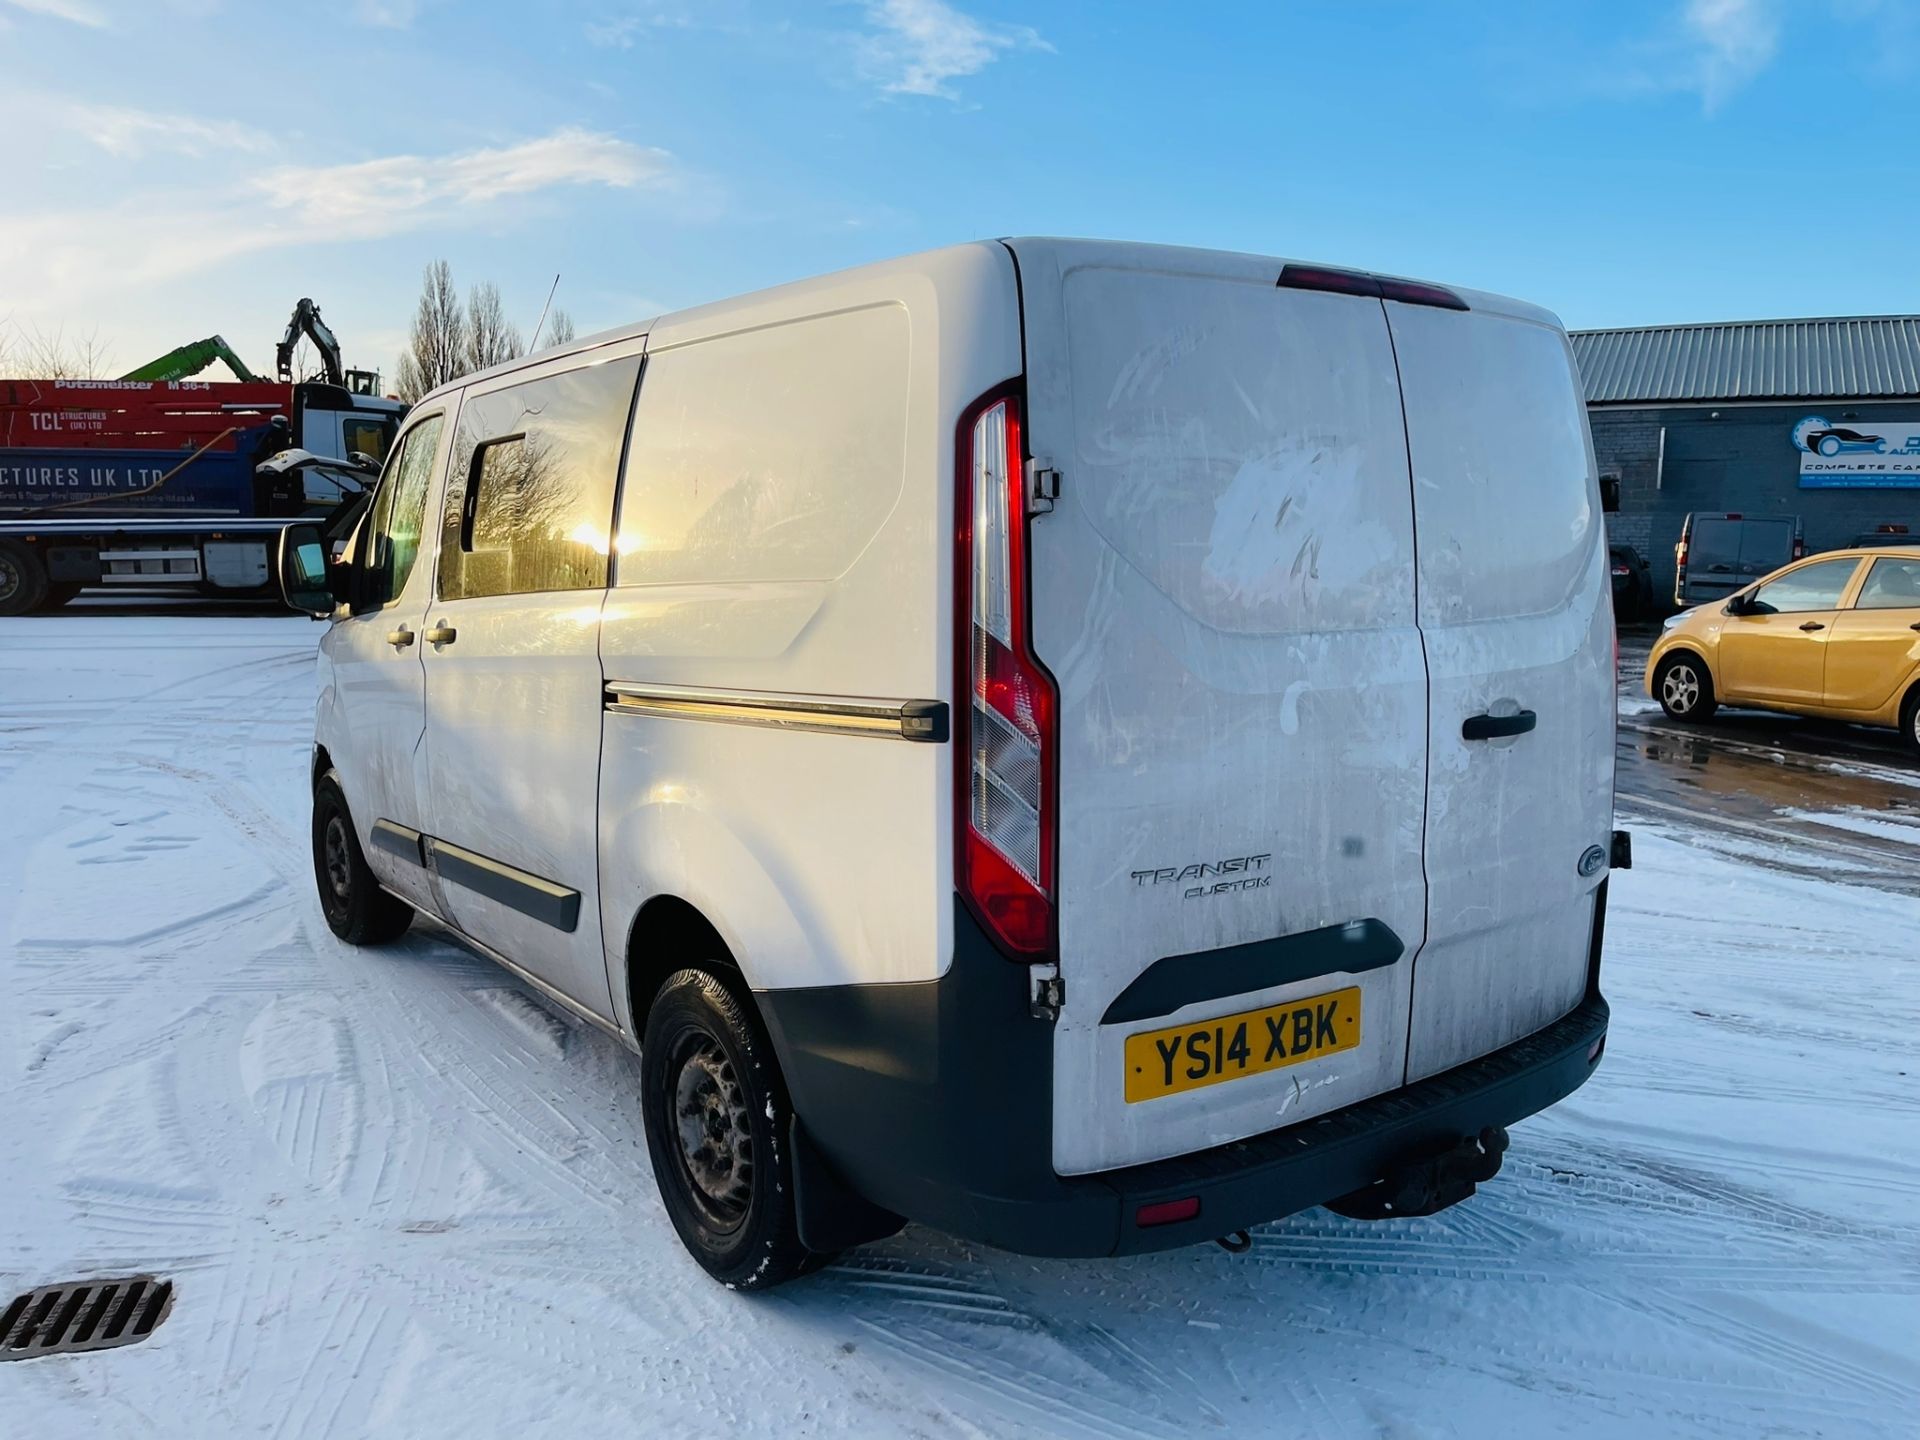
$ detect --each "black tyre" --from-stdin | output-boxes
[311,772,413,945]
[641,969,816,1289]
[0,538,49,617]
[1655,652,1717,722]
[1901,688,1920,756]
[42,583,83,609]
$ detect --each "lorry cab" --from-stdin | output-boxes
[286,239,1620,1288]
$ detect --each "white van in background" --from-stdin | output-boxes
[283,240,1626,1288]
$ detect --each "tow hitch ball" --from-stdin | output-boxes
[1325,1126,1512,1221]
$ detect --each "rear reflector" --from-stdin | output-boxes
[1278,264,1468,311]
[1135,1196,1201,1228]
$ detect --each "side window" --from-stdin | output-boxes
[1747,557,1860,614]
[1856,556,1920,609]
[437,357,641,601]
[362,413,444,609]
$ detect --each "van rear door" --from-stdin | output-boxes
[1684,516,1746,603]
[1383,300,1614,1082]
[1012,241,1428,1176]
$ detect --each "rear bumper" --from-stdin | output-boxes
[1053,992,1606,1256]
[758,896,1610,1259]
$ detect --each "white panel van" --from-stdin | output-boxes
[282,240,1626,1289]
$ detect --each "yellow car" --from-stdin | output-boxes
[1647,547,1920,751]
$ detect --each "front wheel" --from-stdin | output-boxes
[641,969,817,1289]
[1656,653,1718,722]
[311,772,414,945]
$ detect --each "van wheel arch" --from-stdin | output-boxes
[311,744,334,793]
[625,894,749,1034]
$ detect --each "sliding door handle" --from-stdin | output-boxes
[1463,710,1537,741]
[425,622,458,646]
[386,626,415,649]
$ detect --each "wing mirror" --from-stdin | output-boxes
[1725,592,1754,616]
[278,522,337,618]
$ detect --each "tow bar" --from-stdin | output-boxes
[1324,1126,1511,1220]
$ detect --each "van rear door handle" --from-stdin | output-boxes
[425,623,457,646]
[1463,710,1536,741]
[386,626,415,649]
[1798,621,1826,632]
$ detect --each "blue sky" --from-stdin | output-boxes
[1,0,1914,384]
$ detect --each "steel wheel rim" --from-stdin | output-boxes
[0,555,18,601]
[322,815,353,902]
[668,1033,754,1230]
[1662,664,1700,714]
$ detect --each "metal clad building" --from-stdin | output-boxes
[1572,316,1920,605]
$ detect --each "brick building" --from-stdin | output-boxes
[1570,316,1920,606]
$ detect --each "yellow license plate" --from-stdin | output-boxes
[1124,986,1362,1103]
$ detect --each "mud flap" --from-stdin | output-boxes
[1323,1126,1509,1220]
[790,1117,906,1253]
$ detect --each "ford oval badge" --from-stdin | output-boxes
[1577,845,1607,878]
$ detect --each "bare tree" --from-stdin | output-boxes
[542,307,577,350]
[1,318,113,379]
[395,260,465,403]
[463,282,523,377]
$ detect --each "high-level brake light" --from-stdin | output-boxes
[1277,264,1469,312]
[955,384,1058,959]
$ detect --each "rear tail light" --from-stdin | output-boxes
[1791,537,1807,559]
[956,384,1058,959]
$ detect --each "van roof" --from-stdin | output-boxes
[407,238,1562,409]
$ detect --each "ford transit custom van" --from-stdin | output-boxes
[282,240,1625,1288]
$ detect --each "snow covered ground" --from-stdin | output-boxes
[2,612,1917,1439]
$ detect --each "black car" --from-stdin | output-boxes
[1610,543,1653,620]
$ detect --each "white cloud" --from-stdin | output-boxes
[353,0,420,27]
[253,128,670,233]
[586,15,644,48]
[1684,0,1780,110]
[58,101,271,158]
[0,129,675,318]
[859,0,1049,100]
[1,0,107,26]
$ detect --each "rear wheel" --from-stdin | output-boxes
[311,772,414,945]
[1901,688,1920,756]
[641,969,816,1289]
[1656,653,1717,722]
[0,539,49,616]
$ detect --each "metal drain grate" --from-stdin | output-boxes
[0,1277,174,1359]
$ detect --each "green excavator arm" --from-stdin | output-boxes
[121,336,266,384]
